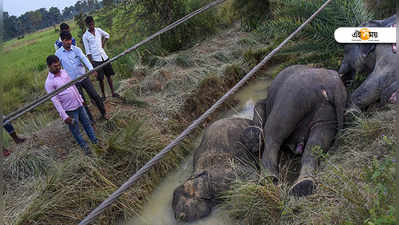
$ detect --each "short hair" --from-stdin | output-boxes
[60,23,69,31]
[47,55,60,66]
[60,31,72,41]
[85,16,94,25]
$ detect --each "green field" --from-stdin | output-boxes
[1,21,81,114]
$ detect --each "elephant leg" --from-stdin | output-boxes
[289,105,337,197]
[262,100,310,182]
[351,73,382,110]
[261,137,280,182]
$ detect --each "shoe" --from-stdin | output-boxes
[3,148,10,157]
[11,132,26,144]
[82,146,92,156]
[91,122,96,131]
[102,114,110,120]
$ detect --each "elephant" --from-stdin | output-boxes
[254,65,347,197]
[172,118,262,222]
[338,14,396,87]
[349,43,398,111]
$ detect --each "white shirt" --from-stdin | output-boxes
[82,27,110,62]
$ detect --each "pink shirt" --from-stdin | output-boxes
[44,69,84,121]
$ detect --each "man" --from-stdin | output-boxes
[56,31,109,120]
[83,16,119,101]
[2,120,26,157]
[45,55,97,155]
[54,23,76,51]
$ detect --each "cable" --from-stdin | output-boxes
[78,0,334,224]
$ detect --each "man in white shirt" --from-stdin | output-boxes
[82,16,119,101]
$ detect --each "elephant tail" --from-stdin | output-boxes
[253,99,268,129]
[334,81,348,131]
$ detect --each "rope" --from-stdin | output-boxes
[78,0,334,224]
[3,0,226,125]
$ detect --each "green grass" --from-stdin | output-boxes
[0,20,80,114]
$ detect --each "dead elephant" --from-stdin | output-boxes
[254,65,347,197]
[172,118,262,222]
[338,14,396,87]
[350,43,398,111]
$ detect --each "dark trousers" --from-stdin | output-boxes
[76,77,106,119]
[3,120,14,134]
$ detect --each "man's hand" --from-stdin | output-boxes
[88,54,93,63]
[64,117,74,125]
[92,71,98,78]
[102,38,108,49]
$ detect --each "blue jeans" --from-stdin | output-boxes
[3,120,15,134]
[66,106,97,151]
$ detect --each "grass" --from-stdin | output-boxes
[14,112,192,225]
[0,20,80,113]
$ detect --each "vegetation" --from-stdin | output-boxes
[257,0,373,69]
[14,113,191,225]
[365,0,397,19]
[2,0,102,41]
[232,0,271,31]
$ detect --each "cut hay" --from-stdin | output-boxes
[15,113,191,225]
[4,146,55,180]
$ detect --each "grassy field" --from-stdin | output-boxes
[1,21,82,113]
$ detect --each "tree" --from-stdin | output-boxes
[48,7,62,24]
[3,12,18,40]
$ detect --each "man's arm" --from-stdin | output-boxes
[98,28,110,48]
[76,47,94,71]
[44,81,69,121]
[54,42,59,51]
[82,34,93,62]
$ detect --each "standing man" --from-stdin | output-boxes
[56,31,109,120]
[55,23,76,51]
[2,120,26,157]
[45,55,97,155]
[83,16,119,101]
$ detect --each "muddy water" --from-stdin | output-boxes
[125,77,271,225]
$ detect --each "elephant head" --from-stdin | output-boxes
[172,171,214,222]
[338,43,376,85]
[338,14,397,86]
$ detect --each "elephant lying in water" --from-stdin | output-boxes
[172,118,262,222]
[254,65,347,196]
[338,14,396,87]
[349,43,398,111]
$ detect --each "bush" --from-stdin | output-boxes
[108,0,232,55]
[257,0,373,69]
[365,0,396,19]
[232,0,271,31]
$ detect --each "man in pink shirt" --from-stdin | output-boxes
[45,55,97,155]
